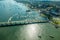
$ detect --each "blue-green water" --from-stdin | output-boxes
[0,0,60,40]
[0,23,60,40]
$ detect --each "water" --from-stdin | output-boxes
[0,0,60,40]
[0,23,60,40]
[0,1,48,24]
